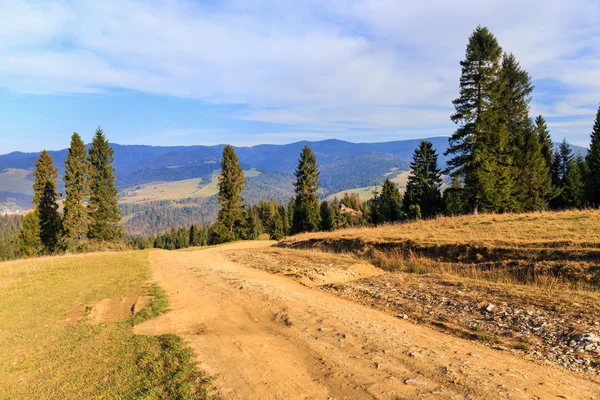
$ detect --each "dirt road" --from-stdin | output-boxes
[134,241,600,399]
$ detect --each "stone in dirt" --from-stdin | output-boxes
[404,378,428,386]
[573,333,600,343]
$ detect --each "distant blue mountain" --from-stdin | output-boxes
[0,137,589,208]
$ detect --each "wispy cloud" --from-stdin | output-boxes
[0,0,599,145]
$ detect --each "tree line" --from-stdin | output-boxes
[445,25,600,214]
[17,127,122,257]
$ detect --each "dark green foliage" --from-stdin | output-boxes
[217,145,245,237]
[443,177,467,215]
[560,156,586,208]
[586,105,600,206]
[446,26,504,214]
[242,208,261,240]
[402,140,443,219]
[500,53,536,212]
[550,139,576,209]
[33,150,62,253]
[18,212,43,257]
[320,201,335,231]
[0,215,22,261]
[514,126,554,211]
[536,115,553,172]
[63,132,90,244]
[292,146,321,233]
[88,127,122,241]
[373,178,403,223]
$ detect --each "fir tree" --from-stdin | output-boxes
[585,105,600,206]
[499,53,535,211]
[514,126,553,211]
[18,212,43,257]
[443,177,467,215]
[320,201,335,231]
[558,138,574,180]
[33,150,62,253]
[63,132,90,244]
[292,146,321,233]
[88,127,122,241]
[535,115,553,172]
[560,156,585,208]
[378,178,402,223]
[446,26,504,214]
[217,145,245,236]
[402,140,443,219]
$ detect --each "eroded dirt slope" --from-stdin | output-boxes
[135,241,599,399]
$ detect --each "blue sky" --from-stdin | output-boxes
[0,0,599,153]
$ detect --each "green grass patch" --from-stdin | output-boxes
[0,251,210,399]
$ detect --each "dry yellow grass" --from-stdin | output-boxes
[282,209,600,290]
[287,209,600,247]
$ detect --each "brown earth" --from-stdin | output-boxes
[134,241,600,399]
[83,295,154,324]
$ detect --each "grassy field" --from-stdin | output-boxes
[0,168,33,194]
[282,209,600,289]
[326,170,411,201]
[120,168,261,204]
[0,251,209,399]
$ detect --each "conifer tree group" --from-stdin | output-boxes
[18,127,121,257]
[445,25,596,214]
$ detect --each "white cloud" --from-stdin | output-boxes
[0,0,599,143]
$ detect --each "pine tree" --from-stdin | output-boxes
[586,105,600,206]
[561,156,585,208]
[443,176,467,215]
[63,132,90,244]
[535,115,553,172]
[18,212,43,257]
[402,140,443,219]
[320,201,335,231]
[33,150,62,253]
[217,145,245,237]
[446,26,504,214]
[499,53,536,211]
[88,127,122,241]
[292,146,321,233]
[558,139,573,181]
[514,126,553,211]
[378,178,402,223]
[551,139,577,209]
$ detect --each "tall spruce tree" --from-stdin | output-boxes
[33,150,62,253]
[535,115,553,172]
[560,156,585,209]
[292,145,321,233]
[515,126,553,210]
[499,53,535,211]
[88,127,122,241]
[550,139,575,209]
[402,140,443,219]
[217,145,246,237]
[446,26,504,214]
[378,178,403,223]
[586,105,600,206]
[63,132,90,243]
